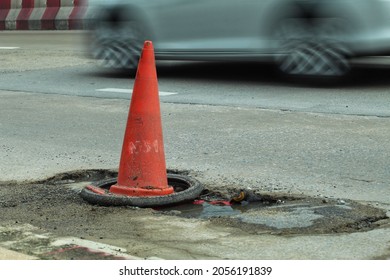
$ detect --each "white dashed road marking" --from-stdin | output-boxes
[96,88,178,96]
[0,47,20,50]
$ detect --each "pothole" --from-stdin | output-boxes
[0,169,388,238]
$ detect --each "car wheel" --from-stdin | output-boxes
[90,20,146,70]
[275,18,351,77]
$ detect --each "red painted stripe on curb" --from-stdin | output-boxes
[68,0,88,30]
[16,0,34,30]
[41,0,60,30]
[0,0,11,30]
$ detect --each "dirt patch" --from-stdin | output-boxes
[0,169,388,259]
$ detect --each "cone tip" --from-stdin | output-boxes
[143,40,153,49]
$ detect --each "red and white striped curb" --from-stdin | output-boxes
[0,0,93,30]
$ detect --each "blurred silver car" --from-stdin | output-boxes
[87,0,390,77]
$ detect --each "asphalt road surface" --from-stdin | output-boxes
[1,32,390,117]
[1,31,390,260]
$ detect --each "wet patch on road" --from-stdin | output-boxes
[159,188,388,235]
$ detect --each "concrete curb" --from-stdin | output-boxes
[0,247,38,260]
[0,223,161,260]
[0,0,93,30]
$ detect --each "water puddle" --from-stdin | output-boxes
[158,200,269,219]
[157,199,326,230]
[157,196,388,234]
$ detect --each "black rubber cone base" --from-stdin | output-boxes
[80,173,203,207]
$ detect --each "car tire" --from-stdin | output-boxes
[80,174,204,207]
[274,18,352,77]
[90,19,146,71]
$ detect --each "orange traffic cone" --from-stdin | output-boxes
[109,41,174,197]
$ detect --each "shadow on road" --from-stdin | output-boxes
[88,60,390,89]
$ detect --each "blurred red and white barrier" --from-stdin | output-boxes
[0,0,92,30]
[0,0,11,30]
